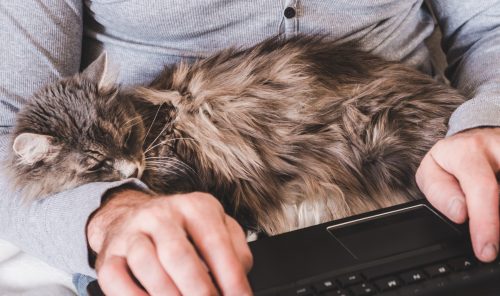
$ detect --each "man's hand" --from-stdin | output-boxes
[416,127,500,263]
[87,190,253,296]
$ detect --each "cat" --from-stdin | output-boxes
[7,35,465,235]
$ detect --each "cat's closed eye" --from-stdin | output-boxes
[85,152,113,173]
[87,158,113,172]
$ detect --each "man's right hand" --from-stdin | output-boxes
[86,189,253,296]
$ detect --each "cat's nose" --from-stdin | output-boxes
[115,160,139,179]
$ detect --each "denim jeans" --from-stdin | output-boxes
[73,273,96,296]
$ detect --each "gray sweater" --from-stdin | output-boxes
[1,0,500,277]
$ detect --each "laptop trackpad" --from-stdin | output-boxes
[328,205,462,261]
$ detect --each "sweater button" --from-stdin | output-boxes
[284,7,296,19]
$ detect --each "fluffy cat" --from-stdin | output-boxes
[7,36,465,235]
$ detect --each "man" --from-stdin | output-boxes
[1,1,499,295]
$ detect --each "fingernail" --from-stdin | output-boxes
[448,198,465,221]
[481,243,498,262]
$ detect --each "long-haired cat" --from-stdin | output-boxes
[7,36,465,235]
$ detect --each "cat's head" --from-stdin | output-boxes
[9,53,146,199]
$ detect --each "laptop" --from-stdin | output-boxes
[248,200,500,296]
[88,200,500,295]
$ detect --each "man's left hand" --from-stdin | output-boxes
[416,127,500,262]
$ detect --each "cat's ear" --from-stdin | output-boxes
[82,52,116,90]
[133,87,182,106]
[12,133,60,165]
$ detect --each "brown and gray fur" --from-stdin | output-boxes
[7,36,465,235]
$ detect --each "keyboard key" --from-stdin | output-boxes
[373,276,401,291]
[321,289,351,296]
[349,282,376,296]
[399,270,426,284]
[336,273,363,287]
[447,257,475,271]
[362,253,448,280]
[398,285,427,295]
[474,263,500,275]
[377,292,400,296]
[280,286,314,296]
[423,277,449,291]
[424,263,450,277]
[449,270,474,282]
[313,279,336,293]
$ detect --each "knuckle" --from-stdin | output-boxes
[148,282,176,296]
[414,163,425,187]
[144,216,165,234]
[471,216,499,233]
[134,209,153,223]
[241,248,254,271]
[134,207,173,232]
[126,240,148,266]
[155,197,174,212]
[197,285,217,296]
[228,216,247,238]
[431,138,449,154]
[178,192,223,216]
[192,191,219,204]
[224,275,250,295]
[432,138,445,150]
[97,260,116,282]
[465,133,486,152]
[422,180,442,201]
[480,180,499,197]
[162,238,191,259]
[200,232,226,248]
[204,195,224,211]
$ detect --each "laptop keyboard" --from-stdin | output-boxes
[277,256,500,296]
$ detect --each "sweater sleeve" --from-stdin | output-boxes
[0,0,147,277]
[429,0,500,136]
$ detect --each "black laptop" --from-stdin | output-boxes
[88,200,500,296]
[248,200,500,296]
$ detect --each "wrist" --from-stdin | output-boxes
[87,187,152,253]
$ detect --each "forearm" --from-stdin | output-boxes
[0,132,149,276]
[430,0,500,135]
[0,0,152,276]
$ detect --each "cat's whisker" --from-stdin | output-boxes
[145,162,188,177]
[144,165,184,178]
[146,159,192,171]
[123,116,142,128]
[145,158,198,177]
[144,140,168,154]
[124,120,142,129]
[144,122,171,153]
[144,137,198,154]
[142,103,164,147]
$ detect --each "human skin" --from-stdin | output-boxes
[417,127,500,263]
[87,191,253,296]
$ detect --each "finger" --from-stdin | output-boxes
[416,152,468,223]
[145,222,219,296]
[127,233,180,296]
[432,149,499,262]
[225,216,254,272]
[184,209,252,295]
[98,256,148,296]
